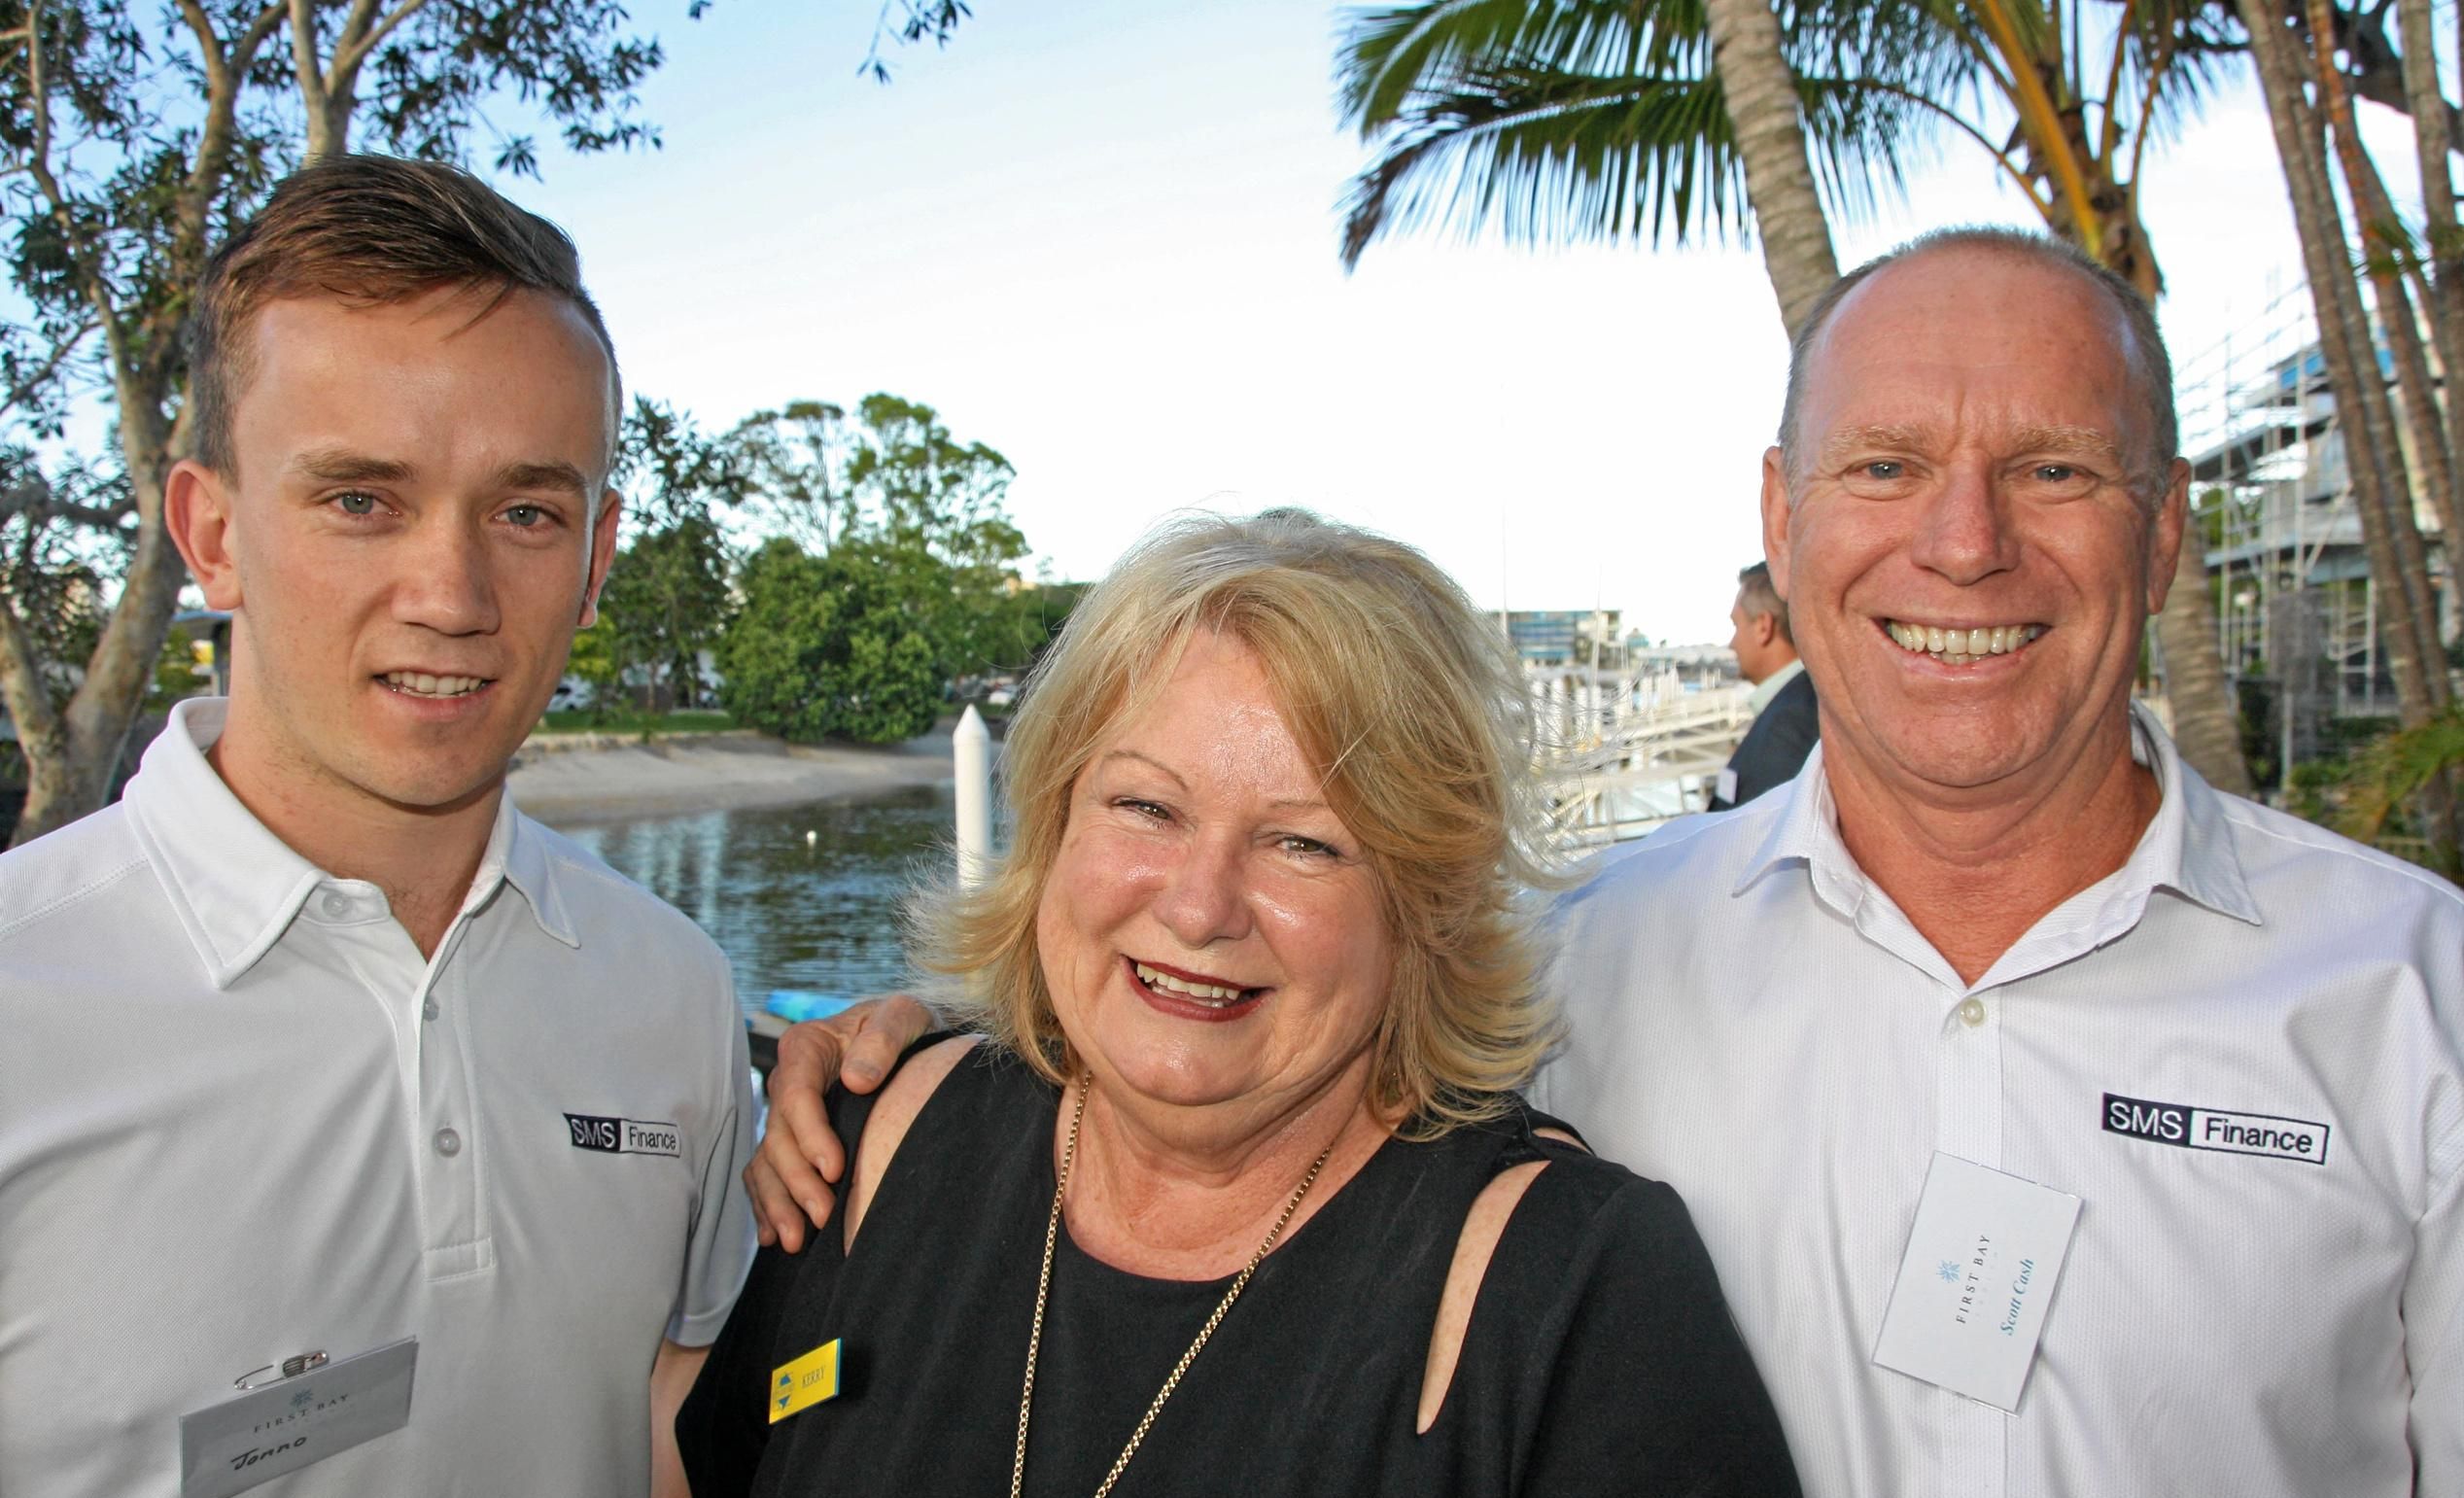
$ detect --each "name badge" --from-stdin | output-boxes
[1872,1153,2080,1411]
[179,1339,417,1498]
[770,1339,842,1423]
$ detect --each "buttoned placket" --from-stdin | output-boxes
[1825,866,2014,1498]
[309,878,492,1281]
[1936,978,2006,1497]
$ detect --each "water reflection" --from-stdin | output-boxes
[561,784,960,1020]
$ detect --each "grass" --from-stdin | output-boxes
[535,708,737,737]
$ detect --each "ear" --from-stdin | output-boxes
[1753,611,1779,648]
[579,488,622,628]
[1759,446,1794,601]
[2144,458,2191,613]
[166,459,244,610]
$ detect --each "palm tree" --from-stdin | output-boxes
[2236,0,2458,864]
[1336,0,2257,791]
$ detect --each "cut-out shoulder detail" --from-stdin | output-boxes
[1417,1159,1548,1434]
[844,1034,981,1251]
[1532,1127,1586,1151]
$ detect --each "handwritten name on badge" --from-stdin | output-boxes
[1873,1153,2081,1412]
[180,1339,417,1498]
[770,1339,842,1424]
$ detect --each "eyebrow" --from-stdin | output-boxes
[2006,424,2123,460]
[290,449,412,485]
[1816,422,2124,463]
[285,450,592,498]
[1098,749,1188,786]
[1817,424,1933,465]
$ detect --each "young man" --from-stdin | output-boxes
[1708,559,1819,810]
[0,157,754,1497]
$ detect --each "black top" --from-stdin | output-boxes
[679,1043,1798,1498]
[1709,668,1821,812]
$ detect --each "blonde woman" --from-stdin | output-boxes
[678,511,1795,1496]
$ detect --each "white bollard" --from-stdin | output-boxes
[954,704,993,888]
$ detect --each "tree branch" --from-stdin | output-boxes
[1849,80,2055,212]
[333,0,432,81]
[0,590,66,752]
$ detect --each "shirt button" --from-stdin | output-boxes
[422,1000,439,1022]
[321,892,351,918]
[1957,997,1987,1028]
[434,1128,462,1158]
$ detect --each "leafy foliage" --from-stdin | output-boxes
[600,516,733,710]
[1332,0,2252,272]
[717,537,943,745]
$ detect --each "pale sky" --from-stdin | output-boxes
[495,0,2423,646]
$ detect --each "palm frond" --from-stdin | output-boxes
[1339,58,1925,264]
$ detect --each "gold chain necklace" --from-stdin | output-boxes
[1008,1072,1334,1498]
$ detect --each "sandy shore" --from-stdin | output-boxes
[509,725,956,828]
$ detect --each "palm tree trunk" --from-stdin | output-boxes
[2155,514,2256,794]
[1699,0,1838,336]
[2244,0,2460,860]
[2397,0,2464,550]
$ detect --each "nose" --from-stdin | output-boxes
[1153,830,1253,949]
[1907,457,2021,586]
[393,514,501,636]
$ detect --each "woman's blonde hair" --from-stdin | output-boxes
[912,508,1563,1136]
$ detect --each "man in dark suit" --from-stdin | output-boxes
[1708,561,1820,810]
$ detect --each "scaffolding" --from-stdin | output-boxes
[2172,281,2442,738]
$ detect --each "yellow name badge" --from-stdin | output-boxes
[769,1340,843,1424]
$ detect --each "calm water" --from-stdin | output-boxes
[561,784,961,1021]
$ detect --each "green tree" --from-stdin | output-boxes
[0,0,707,847]
[722,392,1031,679]
[717,537,942,745]
[601,516,733,710]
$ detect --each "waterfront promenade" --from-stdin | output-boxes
[509,722,957,828]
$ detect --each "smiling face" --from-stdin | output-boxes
[169,285,620,819]
[1762,247,2186,802]
[1034,629,1394,1125]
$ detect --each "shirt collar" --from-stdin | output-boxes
[125,698,579,989]
[1734,700,2260,932]
[1746,656,1806,716]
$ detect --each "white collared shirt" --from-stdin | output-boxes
[1538,707,2464,1498]
[0,698,756,1497]
[1747,656,1807,717]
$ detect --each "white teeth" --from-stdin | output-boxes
[1884,622,2043,663]
[1133,961,1251,1005]
[383,672,488,698]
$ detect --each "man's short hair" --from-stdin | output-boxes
[187,154,621,475]
[1736,560,1790,646]
[1776,226,2175,501]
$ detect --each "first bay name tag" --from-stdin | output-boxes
[770,1339,843,1424]
[179,1339,417,1498]
[1872,1153,2081,1412]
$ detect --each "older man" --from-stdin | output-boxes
[750,229,2462,1497]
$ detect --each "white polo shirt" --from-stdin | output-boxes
[1538,707,2463,1498]
[0,698,756,1497]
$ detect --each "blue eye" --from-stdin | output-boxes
[335,491,378,516]
[1863,461,1903,480]
[505,505,544,528]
